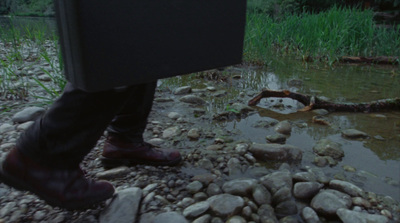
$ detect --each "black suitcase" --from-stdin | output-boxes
[54,0,247,92]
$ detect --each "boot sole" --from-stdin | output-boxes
[0,163,113,210]
[101,156,182,169]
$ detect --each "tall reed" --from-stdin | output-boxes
[244,6,400,65]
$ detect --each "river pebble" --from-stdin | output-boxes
[11,106,45,123]
[313,138,344,159]
[342,129,369,139]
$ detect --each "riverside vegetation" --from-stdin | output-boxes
[0,3,400,223]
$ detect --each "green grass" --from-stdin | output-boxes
[0,21,64,102]
[244,6,400,66]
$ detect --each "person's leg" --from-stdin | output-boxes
[0,83,138,209]
[101,82,182,167]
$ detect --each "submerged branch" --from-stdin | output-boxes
[248,89,400,112]
[340,56,399,65]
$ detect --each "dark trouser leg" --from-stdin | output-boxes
[17,83,140,169]
[106,81,157,143]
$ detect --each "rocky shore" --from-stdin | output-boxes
[0,42,399,222]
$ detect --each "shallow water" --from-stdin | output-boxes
[161,59,400,201]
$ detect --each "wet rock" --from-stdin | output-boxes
[266,134,287,144]
[207,194,244,217]
[174,86,192,95]
[307,167,330,184]
[206,144,224,150]
[99,187,142,223]
[153,212,188,223]
[312,116,331,126]
[0,124,14,134]
[96,166,130,180]
[301,207,320,223]
[250,143,302,162]
[12,107,45,123]
[222,178,258,196]
[336,208,389,223]
[162,126,181,138]
[207,183,222,196]
[186,181,203,194]
[252,184,272,205]
[183,201,210,218]
[310,189,352,216]
[253,119,279,128]
[293,182,323,199]
[16,121,34,131]
[352,197,372,208]
[227,158,242,176]
[260,170,292,194]
[313,156,337,167]
[342,129,369,139]
[258,204,279,223]
[275,200,298,217]
[148,138,165,146]
[38,74,51,81]
[193,214,212,223]
[313,139,344,160]
[312,109,329,116]
[272,187,292,205]
[198,158,214,170]
[279,215,298,223]
[168,112,182,120]
[226,216,246,223]
[234,143,248,155]
[179,95,206,105]
[293,172,317,182]
[212,90,227,97]
[188,128,201,140]
[329,180,364,197]
[154,97,174,102]
[274,120,292,135]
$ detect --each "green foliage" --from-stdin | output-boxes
[0,0,55,16]
[244,6,400,66]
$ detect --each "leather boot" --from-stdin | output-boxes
[0,148,115,210]
[101,136,182,168]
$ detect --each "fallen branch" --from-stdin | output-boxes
[248,89,400,112]
[340,56,399,65]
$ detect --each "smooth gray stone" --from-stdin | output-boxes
[252,184,271,205]
[341,129,369,139]
[260,170,292,194]
[311,189,352,215]
[274,120,292,135]
[293,182,323,199]
[257,204,279,223]
[275,200,298,217]
[337,208,389,223]
[222,178,258,196]
[226,215,247,223]
[207,194,244,217]
[100,187,142,223]
[152,212,188,223]
[183,201,210,218]
[250,143,302,162]
[186,181,204,194]
[329,180,364,197]
[12,107,45,123]
[192,214,212,223]
[174,86,192,95]
[179,95,206,105]
[313,139,344,159]
[301,207,320,223]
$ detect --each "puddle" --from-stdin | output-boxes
[161,59,400,201]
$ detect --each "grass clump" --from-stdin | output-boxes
[244,6,400,65]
